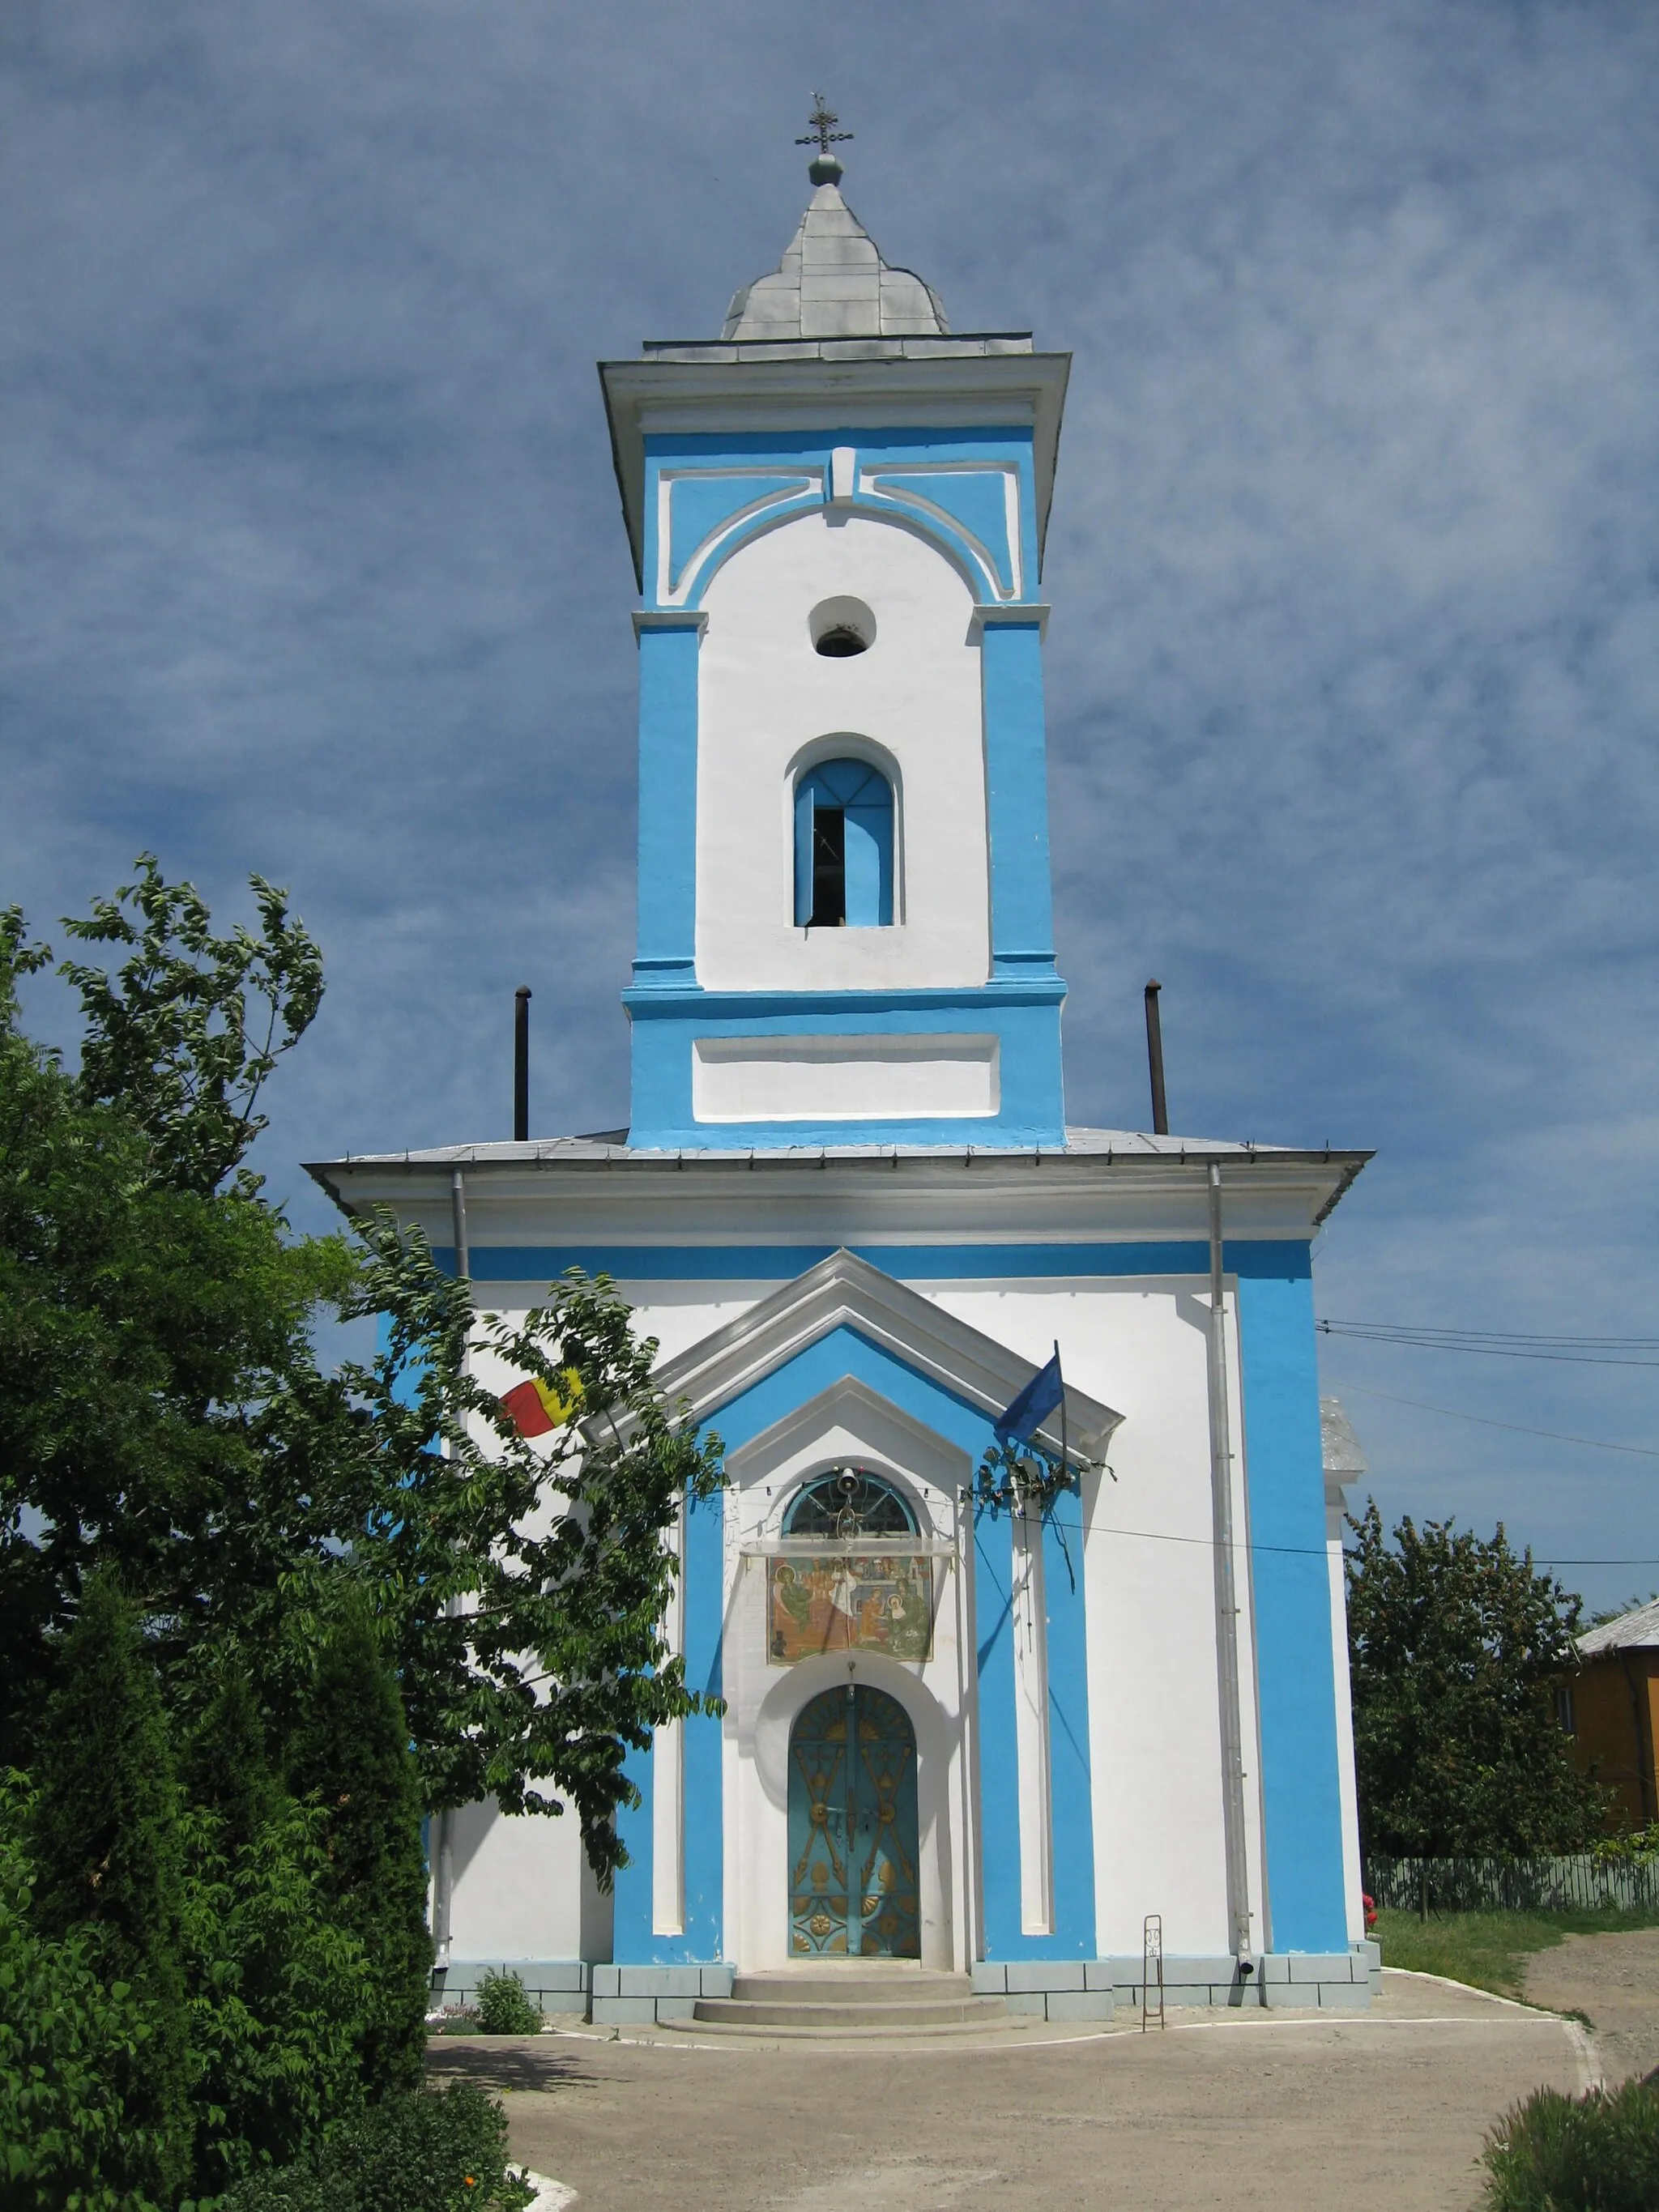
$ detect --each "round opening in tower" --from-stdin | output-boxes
[808,595,876,658]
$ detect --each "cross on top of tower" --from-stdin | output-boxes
[796,93,852,185]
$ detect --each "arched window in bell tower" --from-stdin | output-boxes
[794,757,894,928]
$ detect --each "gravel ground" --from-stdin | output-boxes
[1523,1927,1659,2086]
[429,1973,1587,2211]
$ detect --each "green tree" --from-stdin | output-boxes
[0,1776,164,2212]
[60,851,324,1200]
[2,860,723,1882]
[288,1597,432,2096]
[28,1571,194,2200]
[0,895,349,1758]
[1346,1501,1603,1857]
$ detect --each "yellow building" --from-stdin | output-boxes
[1568,1601,1659,1831]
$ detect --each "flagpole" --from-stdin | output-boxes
[1056,1339,1066,1488]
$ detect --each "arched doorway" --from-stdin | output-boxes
[787,1684,919,1958]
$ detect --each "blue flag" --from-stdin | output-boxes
[995,1350,1064,1445]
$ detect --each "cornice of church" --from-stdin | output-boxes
[307,1132,1370,1238]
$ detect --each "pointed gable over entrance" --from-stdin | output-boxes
[645,1247,1123,1462]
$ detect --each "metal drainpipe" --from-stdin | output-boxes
[430,1166,471,1982]
[1207,1164,1254,1965]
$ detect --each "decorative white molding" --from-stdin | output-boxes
[632,608,709,637]
[861,461,1023,602]
[968,603,1050,641]
[691,1034,1000,1123]
[651,1498,686,1935]
[654,469,819,606]
[1012,1504,1055,1935]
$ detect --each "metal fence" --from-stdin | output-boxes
[1365,1853,1659,1914]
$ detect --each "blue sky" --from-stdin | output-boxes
[4,2,1657,1609]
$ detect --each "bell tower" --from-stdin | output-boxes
[602,121,1072,1149]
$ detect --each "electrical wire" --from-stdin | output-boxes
[1039,1511,1659,1569]
[1317,1319,1659,1369]
[1327,1379,1659,1460]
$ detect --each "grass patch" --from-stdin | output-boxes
[1375,1905,1659,2002]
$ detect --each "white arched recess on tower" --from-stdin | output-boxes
[719,1376,977,1975]
[694,509,991,994]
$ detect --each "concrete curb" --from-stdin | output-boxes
[521,2170,577,2212]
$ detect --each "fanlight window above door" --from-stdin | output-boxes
[794,758,894,928]
[783,1467,918,1541]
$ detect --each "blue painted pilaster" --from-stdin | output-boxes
[609,1484,725,1963]
[630,612,705,992]
[976,612,1058,982]
[1235,1247,1349,1952]
[1043,1507,1096,1952]
[972,1506,1094,1959]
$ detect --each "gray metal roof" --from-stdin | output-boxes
[1578,1599,1659,1656]
[313,1124,1333,1169]
[305,1126,1371,1228]
[722,181,949,343]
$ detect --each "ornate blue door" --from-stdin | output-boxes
[787,1685,919,1958]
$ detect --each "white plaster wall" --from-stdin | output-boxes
[694,509,989,991]
[446,1796,611,1963]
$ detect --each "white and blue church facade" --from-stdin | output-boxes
[312,148,1377,2022]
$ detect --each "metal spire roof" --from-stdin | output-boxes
[721,165,949,343]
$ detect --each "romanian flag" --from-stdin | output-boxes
[499,1367,583,1438]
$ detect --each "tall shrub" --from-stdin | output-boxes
[184,1796,379,2193]
[0,1776,163,2212]
[184,1657,282,1858]
[27,1571,194,2200]
[288,1598,432,2096]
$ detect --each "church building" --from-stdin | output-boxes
[310,126,1377,2027]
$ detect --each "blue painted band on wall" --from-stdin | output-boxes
[627,995,1066,1153]
[622,980,1068,1019]
[437,1239,1312,1285]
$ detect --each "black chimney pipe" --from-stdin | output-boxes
[1144,980,1169,1136]
[514,987,531,1143]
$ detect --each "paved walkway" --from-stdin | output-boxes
[429,1972,1589,2210]
[1524,1925,1659,2085]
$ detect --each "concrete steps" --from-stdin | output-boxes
[688,1967,1012,2038]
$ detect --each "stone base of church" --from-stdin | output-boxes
[1026,1943,1380,2014]
[589,1963,738,2026]
[560,1945,1380,2027]
[434,1958,594,2011]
